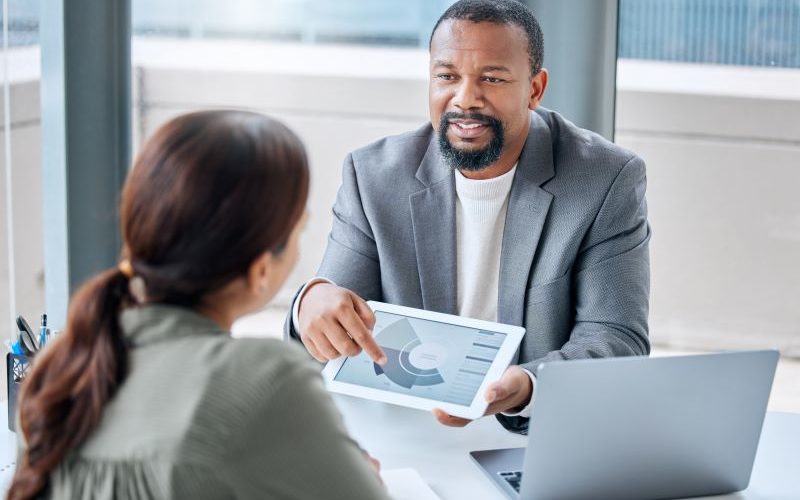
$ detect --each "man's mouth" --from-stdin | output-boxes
[448,119,490,139]
[438,112,504,170]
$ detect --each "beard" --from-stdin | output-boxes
[437,111,505,172]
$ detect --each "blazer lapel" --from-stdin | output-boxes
[410,137,458,315]
[497,111,556,326]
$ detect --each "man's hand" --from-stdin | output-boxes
[298,282,387,364]
[433,365,533,427]
[364,451,382,483]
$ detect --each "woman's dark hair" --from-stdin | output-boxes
[430,0,545,76]
[7,110,309,500]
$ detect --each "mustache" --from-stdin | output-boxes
[441,111,501,127]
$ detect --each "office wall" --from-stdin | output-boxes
[616,60,800,356]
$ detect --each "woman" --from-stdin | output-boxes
[8,111,389,500]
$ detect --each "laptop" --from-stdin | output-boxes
[471,350,779,500]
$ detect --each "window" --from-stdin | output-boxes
[619,0,800,68]
[133,0,458,47]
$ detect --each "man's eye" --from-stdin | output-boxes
[436,74,456,81]
[483,77,505,83]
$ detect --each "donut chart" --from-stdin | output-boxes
[373,318,446,388]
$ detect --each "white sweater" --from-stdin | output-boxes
[454,165,517,322]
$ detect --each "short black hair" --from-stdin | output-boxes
[429,0,544,76]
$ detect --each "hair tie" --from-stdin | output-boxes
[118,259,134,279]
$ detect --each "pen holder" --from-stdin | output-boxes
[6,353,31,432]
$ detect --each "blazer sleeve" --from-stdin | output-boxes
[224,346,391,500]
[498,155,651,433]
[284,153,383,341]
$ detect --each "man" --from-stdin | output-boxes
[285,0,650,434]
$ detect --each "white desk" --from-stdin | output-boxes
[333,394,800,500]
[0,398,797,499]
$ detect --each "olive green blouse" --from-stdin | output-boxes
[42,305,389,500]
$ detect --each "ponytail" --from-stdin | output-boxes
[7,269,132,500]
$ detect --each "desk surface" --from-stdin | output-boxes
[333,394,800,500]
[0,398,797,499]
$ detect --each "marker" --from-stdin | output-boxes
[39,314,48,349]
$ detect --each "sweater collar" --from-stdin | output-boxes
[120,304,227,346]
[454,164,518,202]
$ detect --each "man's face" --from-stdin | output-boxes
[429,20,542,172]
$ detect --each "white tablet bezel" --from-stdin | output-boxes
[322,301,526,419]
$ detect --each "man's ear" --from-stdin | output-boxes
[528,68,548,110]
[247,251,273,294]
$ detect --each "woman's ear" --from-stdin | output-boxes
[247,251,273,295]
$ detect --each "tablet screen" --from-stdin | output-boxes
[332,311,507,406]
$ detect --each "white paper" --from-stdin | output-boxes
[381,468,441,500]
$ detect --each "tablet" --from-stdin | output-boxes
[322,301,526,419]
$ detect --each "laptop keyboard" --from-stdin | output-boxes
[499,471,524,493]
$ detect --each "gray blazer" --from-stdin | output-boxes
[287,107,651,433]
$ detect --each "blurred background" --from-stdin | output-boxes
[0,0,798,409]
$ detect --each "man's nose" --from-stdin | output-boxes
[452,79,484,111]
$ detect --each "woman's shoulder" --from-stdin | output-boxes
[214,337,316,378]
[178,338,323,453]
[198,337,321,412]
